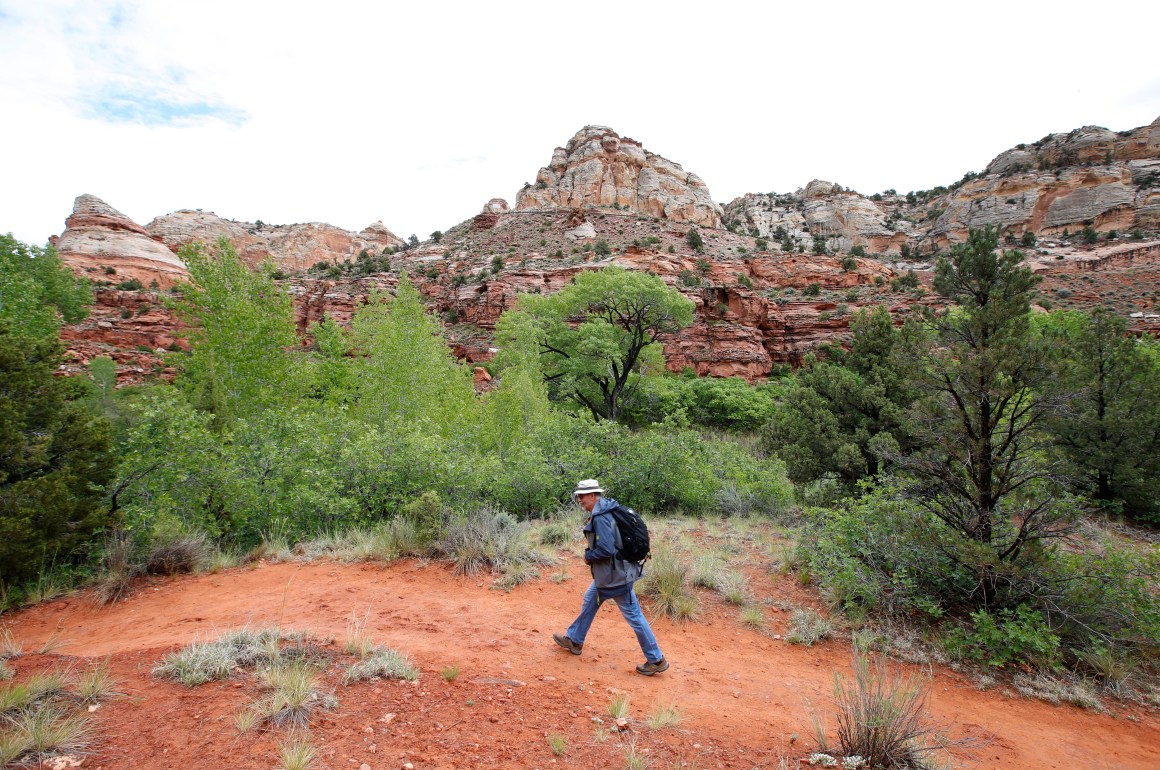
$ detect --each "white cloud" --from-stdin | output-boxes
[2,0,1158,246]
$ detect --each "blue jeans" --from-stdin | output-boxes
[566,581,664,663]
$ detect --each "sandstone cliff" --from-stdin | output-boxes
[147,209,405,272]
[515,126,723,228]
[54,195,188,288]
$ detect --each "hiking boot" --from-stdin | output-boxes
[636,657,669,676]
[553,633,583,655]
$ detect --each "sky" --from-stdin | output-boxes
[2,0,1158,247]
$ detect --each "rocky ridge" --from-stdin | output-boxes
[51,119,1160,384]
[515,126,723,229]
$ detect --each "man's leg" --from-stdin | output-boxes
[564,582,602,645]
[612,588,663,663]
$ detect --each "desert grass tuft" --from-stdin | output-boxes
[278,735,318,770]
[145,533,206,576]
[74,662,118,704]
[153,627,297,686]
[153,639,236,686]
[740,606,765,630]
[637,545,698,623]
[547,732,567,756]
[343,646,419,684]
[1077,646,1138,696]
[440,507,541,577]
[344,613,375,658]
[5,704,92,763]
[607,692,630,719]
[719,572,751,605]
[0,668,70,713]
[647,702,683,730]
[257,660,333,729]
[0,628,22,659]
[787,608,834,646]
[440,664,461,683]
[493,562,540,591]
[234,707,262,734]
[539,522,573,547]
[1013,673,1104,710]
[826,649,968,770]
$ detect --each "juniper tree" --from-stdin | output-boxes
[883,226,1069,603]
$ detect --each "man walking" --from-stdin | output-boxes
[553,479,668,676]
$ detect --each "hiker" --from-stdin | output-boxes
[553,478,668,676]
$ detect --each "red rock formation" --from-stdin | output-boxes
[515,126,723,228]
[55,195,188,288]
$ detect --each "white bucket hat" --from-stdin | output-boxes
[572,478,604,498]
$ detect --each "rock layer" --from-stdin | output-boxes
[54,195,188,287]
[515,126,723,228]
[146,209,405,272]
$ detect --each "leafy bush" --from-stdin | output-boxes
[685,228,705,253]
[944,605,1060,668]
[403,491,446,547]
[803,283,821,297]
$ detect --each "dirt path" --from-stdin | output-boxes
[4,558,1158,769]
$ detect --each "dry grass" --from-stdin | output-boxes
[343,646,419,684]
[607,692,630,719]
[818,649,971,770]
[647,702,683,730]
[787,608,834,646]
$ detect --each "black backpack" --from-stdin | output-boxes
[609,504,650,564]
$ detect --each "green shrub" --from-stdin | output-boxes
[403,491,446,547]
[803,283,821,297]
[593,240,612,256]
[686,228,705,253]
[944,605,1061,668]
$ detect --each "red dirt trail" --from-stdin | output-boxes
[3,558,1157,770]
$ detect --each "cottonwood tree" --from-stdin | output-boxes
[0,234,92,337]
[509,267,694,421]
[347,274,474,434]
[173,238,304,423]
[883,227,1069,602]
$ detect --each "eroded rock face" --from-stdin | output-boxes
[54,195,188,287]
[146,210,405,272]
[723,183,913,256]
[515,126,723,228]
[927,118,1160,245]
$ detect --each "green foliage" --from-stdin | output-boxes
[893,227,1062,583]
[1038,310,1160,522]
[511,267,694,421]
[685,228,705,253]
[0,234,92,339]
[944,605,1060,668]
[762,306,917,487]
[653,374,777,432]
[1080,225,1098,244]
[403,491,445,547]
[890,269,919,291]
[593,239,612,256]
[803,282,821,297]
[1021,231,1037,247]
[173,239,305,423]
[347,275,475,433]
[0,327,114,585]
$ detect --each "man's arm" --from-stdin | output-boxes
[584,512,618,563]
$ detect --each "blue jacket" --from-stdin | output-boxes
[583,496,642,597]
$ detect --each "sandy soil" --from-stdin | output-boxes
[2,556,1157,770]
